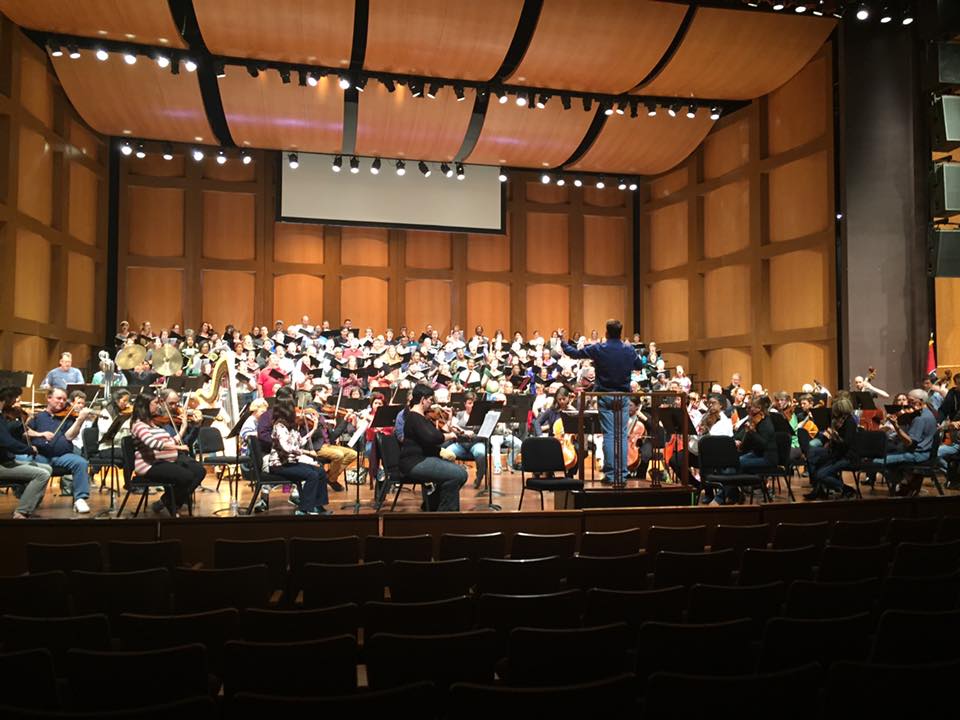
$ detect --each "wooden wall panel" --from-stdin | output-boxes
[583,187,626,209]
[128,154,185,178]
[66,252,95,333]
[768,55,828,156]
[128,186,184,257]
[649,167,687,200]
[768,342,827,393]
[704,180,749,258]
[405,231,452,270]
[405,280,452,336]
[526,284,569,337]
[768,151,830,243]
[202,191,256,260]
[649,202,688,271]
[526,182,570,205]
[341,277,389,331]
[12,334,54,381]
[341,227,389,267]
[467,282,511,336]
[936,278,960,368]
[584,216,625,277]
[583,285,626,336]
[13,230,51,323]
[69,119,101,163]
[703,119,750,179]
[647,279,688,342]
[274,223,324,264]
[125,267,183,330]
[202,158,257,183]
[68,163,99,245]
[703,347,753,387]
[273,274,324,328]
[202,270,255,333]
[526,213,569,274]
[467,232,510,272]
[769,250,825,331]
[703,265,750,338]
[17,126,53,224]
[19,47,53,126]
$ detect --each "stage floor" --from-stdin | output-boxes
[3,464,957,520]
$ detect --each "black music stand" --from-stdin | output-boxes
[348,404,402,514]
[95,413,130,518]
[851,392,877,411]
[460,403,505,511]
[211,405,251,514]
[563,411,602,482]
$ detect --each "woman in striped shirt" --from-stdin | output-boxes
[130,394,205,515]
[266,395,331,516]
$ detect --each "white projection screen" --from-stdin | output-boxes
[279,153,505,233]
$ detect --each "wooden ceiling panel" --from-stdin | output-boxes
[637,8,835,100]
[466,101,595,169]
[0,0,185,47]
[567,113,713,176]
[355,83,474,162]
[193,0,354,66]
[219,66,344,152]
[52,50,213,143]
[364,0,523,80]
[506,0,688,94]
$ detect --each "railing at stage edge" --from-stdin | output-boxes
[575,391,691,490]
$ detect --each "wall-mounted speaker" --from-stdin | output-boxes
[929,229,960,277]
[933,95,960,152]
[932,163,960,217]
[935,42,960,88]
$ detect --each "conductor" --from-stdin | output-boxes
[560,319,644,484]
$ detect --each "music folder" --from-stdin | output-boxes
[466,400,506,427]
[372,404,403,428]
[851,391,877,410]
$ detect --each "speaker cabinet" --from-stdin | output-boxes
[929,229,960,277]
[933,96,960,152]
[936,42,960,88]
[932,163,960,217]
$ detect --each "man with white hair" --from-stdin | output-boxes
[882,388,938,494]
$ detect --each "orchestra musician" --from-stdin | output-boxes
[40,352,84,390]
[880,388,938,495]
[711,397,777,505]
[671,393,732,488]
[0,386,51,519]
[804,394,858,500]
[444,392,488,490]
[264,392,332,516]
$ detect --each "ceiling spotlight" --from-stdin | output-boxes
[595,177,605,189]
[583,96,593,112]
[418,161,431,178]
[456,163,465,180]
[120,141,133,156]
[216,150,227,165]
[667,104,678,118]
[48,42,63,57]
[247,64,259,78]
[710,106,721,121]
[123,52,137,65]
[350,156,360,173]
[95,48,109,61]
[602,102,613,116]
[332,155,342,172]
[338,74,351,90]
[901,9,914,25]
[441,162,453,178]
[184,59,197,72]
[162,143,174,161]
[573,177,583,188]
[646,102,658,117]
[629,100,638,118]
[556,176,566,187]
[496,88,509,105]
[426,83,441,99]
[241,151,252,165]
[616,102,626,116]
[516,92,528,107]
[498,170,508,183]
[154,53,170,69]
[214,61,226,78]
[617,178,627,191]
[383,78,396,93]
[794,4,807,12]
[410,81,423,98]
[396,159,406,176]
[541,173,551,184]
[879,5,892,22]
[856,3,869,20]
[355,77,367,92]
[454,85,466,101]
[370,157,381,174]
[288,152,299,170]
[628,181,638,191]
[192,148,204,162]
[297,70,308,86]
[686,104,697,119]
[536,94,548,109]
[279,68,291,84]
[561,95,571,110]
[772,3,784,10]
[67,45,81,59]
[135,143,146,159]
[307,71,319,87]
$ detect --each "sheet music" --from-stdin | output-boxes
[478,410,501,439]
[348,420,369,448]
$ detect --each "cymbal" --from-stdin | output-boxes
[153,345,184,376]
[115,344,146,370]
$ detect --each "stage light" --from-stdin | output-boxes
[795,4,807,12]
[48,42,63,57]
[396,160,406,176]
[155,53,170,68]
[441,162,453,178]
[338,74,351,90]
[541,173,551,184]
[355,77,367,92]
[184,58,197,72]
[418,161,431,178]
[536,94,548,109]
[902,8,914,25]
[616,102,626,115]
[686,104,697,119]
[556,176,566,187]
[332,155,342,172]
[561,95,571,110]
[350,156,360,173]
[667,104,678,118]
[383,78,396,93]
[120,141,133,156]
[454,85,466,101]
[646,102,658,117]
[246,64,259,78]
[618,178,627,190]
[307,71,319,87]
[856,3,869,20]
[595,177,605,189]
[602,101,613,116]
[95,48,109,61]
[583,96,593,111]
[573,177,583,188]
[135,143,146,159]
[426,83,440,99]
[192,148,204,162]
[710,106,721,121]
[497,89,509,104]
[216,150,227,165]
[288,152,299,170]
[215,61,226,78]
[371,157,381,175]
[628,181,638,191]
[498,169,508,183]
[162,143,174,161]
[67,45,81,59]
[410,81,423,97]
[279,68,291,84]
[629,100,638,118]
[772,3,784,10]
[123,52,137,65]
[456,163,465,180]
[516,92,528,107]
[241,151,252,165]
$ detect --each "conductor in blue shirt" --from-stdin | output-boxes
[560,320,644,484]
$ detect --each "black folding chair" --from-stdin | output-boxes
[849,430,889,496]
[116,436,181,518]
[376,433,427,512]
[195,425,242,495]
[518,437,582,510]
[245,440,301,515]
[699,436,768,504]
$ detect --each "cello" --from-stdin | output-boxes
[626,412,647,473]
[552,416,578,470]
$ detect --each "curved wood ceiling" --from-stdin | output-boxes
[567,112,714,176]
[466,101,595,169]
[637,8,835,100]
[0,0,185,48]
[218,66,344,153]
[52,50,212,143]
[193,0,354,67]
[355,83,475,162]
[364,0,523,81]
[506,0,688,94]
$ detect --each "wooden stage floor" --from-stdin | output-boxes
[3,463,957,520]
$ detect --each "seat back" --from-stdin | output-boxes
[107,539,182,572]
[698,436,741,473]
[647,525,707,554]
[583,586,686,630]
[70,568,172,621]
[636,619,755,683]
[365,630,499,691]
[389,559,474,602]
[878,573,960,613]
[711,523,770,559]
[0,571,69,617]
[872,609,960,664]
[785,579,881,619]
[772,521,831,550]
[476,590,583,651]
[759,613,874,671]
[81,425,100,458]
[364,534,433,564]
[653,549,736,589]
[197,426,225,456]
[1,614,111,675]
[476,556,566,595]
[830,519,889,546]
[241,604,360,642]
[231,682,434,717]
[223,636,358,698]
[438,532,506,561]
[818,544,891,582]
[739,545,817,585]
[0,648,58,710]
[300,561,387,608]
[579,528,643,557]
[518,437,565,474]
[505,623,632,686]
[887,517,939,545]
[687,581,786,637]
[174,565,271,612]
[118,608,239,677]
[510,532,577,560]
[825,659,960,717]
[290,536,361,568]
[364,596,475,639]
[890,539,960,577]
[569,553,648,591]
[377,433,403,482]
[26,542,103,574]
[121,435,136,482]
[774,432,792,467]
[214,538,287,590]
[448,673,636,718]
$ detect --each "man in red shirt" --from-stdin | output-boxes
[257,355,287,399]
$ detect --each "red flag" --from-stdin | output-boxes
[926,333,937,376]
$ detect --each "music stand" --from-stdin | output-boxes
[851,392,876,410]
[214,403,251,513]
[94,413,130,518]
[350,403,403,514]
[461,402,505,511]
